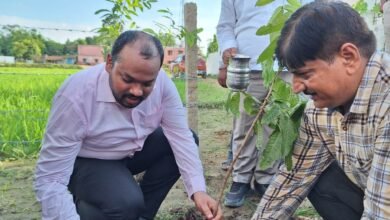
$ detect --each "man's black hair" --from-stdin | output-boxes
[276,1,376,70]
[111,30,164,67]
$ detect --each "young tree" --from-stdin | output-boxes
[207,34,218,55]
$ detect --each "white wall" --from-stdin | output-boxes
[0,56,15,64]
[206,52,219,75]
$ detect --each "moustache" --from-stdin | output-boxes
[123,93,144,101]
[303,89,316,96]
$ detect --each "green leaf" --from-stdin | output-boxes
[269,6,284,24]
[290,99,307,127]
[284,149,293,170]
[272,78,291,102]
[142,28,157,36]
[225,91,233,112]
[261,59,276,88]
[258,37,277,63]
[256,0,275,6]
[256,20,285,36]
[260,128,283,169]
[287,0,301,9]
[229,92,240,116]
[256,121,264,151]
[95,9,110,15]
[352,0,368,14]
[279,114,298,157]
[243,94,256,115]
[261,103,282,127]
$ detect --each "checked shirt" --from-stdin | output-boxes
[252,52,390,220]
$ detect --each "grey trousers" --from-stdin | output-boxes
[232,73,280,184]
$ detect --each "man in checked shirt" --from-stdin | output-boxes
[251,1,390,220]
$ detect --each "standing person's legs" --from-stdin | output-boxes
[225,74,277,207]
[221,129,234,171]
[308,161,364,220]
[232,74,269,184]
[69,127,192,219]
[384,2,390,53]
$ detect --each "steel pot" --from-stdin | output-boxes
[227,54,251,91]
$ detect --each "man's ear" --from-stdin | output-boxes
[105,54,113,73]
[339,43,361,75]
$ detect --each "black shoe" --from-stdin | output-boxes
[224,182,251,208]
[254,181,269,197]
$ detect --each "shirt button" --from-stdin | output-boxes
[342,126,347,131]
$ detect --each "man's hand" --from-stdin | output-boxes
[222,48,237,65]
[217,67,227,88]
[192,191,223,220]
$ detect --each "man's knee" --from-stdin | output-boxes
[77,190,145,219]
[105,196,145,219]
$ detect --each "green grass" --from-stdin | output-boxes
[0,67,229,160]
[0,67,79,75]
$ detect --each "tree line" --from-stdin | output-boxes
[0,25,103,60]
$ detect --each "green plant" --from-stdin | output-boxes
[143,8,203,48]
[95,0,158,55]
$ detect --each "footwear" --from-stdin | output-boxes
[254,181,269,197]
[224,182,251,207]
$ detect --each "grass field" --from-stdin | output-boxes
[0,66,229,159]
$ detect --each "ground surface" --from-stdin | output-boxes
[0,108,321,220]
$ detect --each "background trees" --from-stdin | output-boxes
[0,25,106,60]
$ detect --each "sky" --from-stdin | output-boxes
[0,0,222,53]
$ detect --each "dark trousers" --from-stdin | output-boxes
[308,161,364,220]
[68,127,199,220]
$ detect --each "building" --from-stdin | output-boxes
[77,45,104,65]
[0,56,15,64]
[41,55,76,64]
[163,46,184,65]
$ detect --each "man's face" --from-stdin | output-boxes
[105,44,161,108]
[291,55,359,109]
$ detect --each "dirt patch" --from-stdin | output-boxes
[0,108,320,220]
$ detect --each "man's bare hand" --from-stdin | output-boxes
[222,48,237,65]
[218,67,228,88]
[193,191,223,220]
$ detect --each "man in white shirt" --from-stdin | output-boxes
[216,0,283,208]
[34,30,222,220]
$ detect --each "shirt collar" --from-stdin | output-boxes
[96,65,116,102]
[349,51,382,114]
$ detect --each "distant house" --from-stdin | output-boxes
[163,47,184,65]
[38,55,76,64]
[77,45,104,65]
[0,56,15,64]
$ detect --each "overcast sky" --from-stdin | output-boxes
[0,0,221,52]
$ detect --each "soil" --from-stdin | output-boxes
[0,108,321,220]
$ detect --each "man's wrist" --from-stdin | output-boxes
[219,64,227,70]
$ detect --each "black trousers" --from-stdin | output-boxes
[68,127,199,220]
[308,161,364,220]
